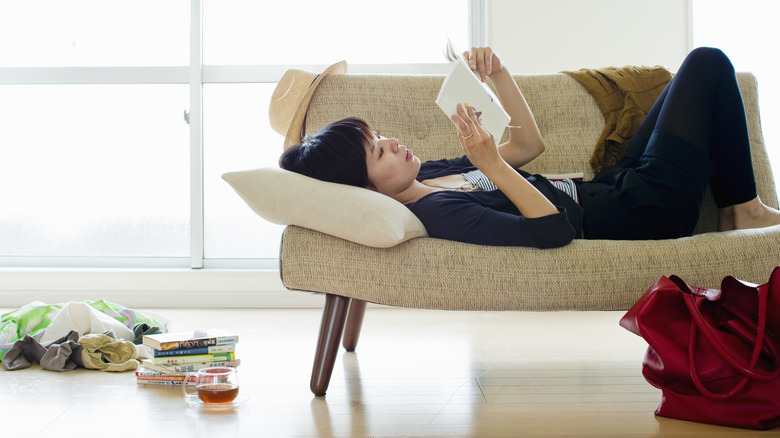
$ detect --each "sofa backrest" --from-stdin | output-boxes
[303,72,777,234]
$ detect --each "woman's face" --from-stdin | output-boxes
[364,133,420,197]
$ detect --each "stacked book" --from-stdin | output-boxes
[136,329,240,386]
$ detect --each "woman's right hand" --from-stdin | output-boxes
[452,103,504,174]
[452,102,558,220]
[461,47,546,169]
[462,47,504,83]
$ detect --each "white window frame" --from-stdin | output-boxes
[0,0,486,270]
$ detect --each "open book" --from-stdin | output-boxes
[435,41,511,141]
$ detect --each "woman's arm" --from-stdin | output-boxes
[452,103,559,219]
[464,47,545,169]
[408,190,577,248]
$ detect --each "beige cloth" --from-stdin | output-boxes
[563,66,673,174]
[78,333,139,372]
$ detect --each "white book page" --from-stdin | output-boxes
[435,56,511,141]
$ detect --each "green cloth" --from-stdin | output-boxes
[132,322,163,345]
[1,300,168,360]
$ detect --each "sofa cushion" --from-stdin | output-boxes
[222,168,428,248]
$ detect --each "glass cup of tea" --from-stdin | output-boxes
[183,366,239,404]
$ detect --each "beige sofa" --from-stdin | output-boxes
[242,72,780,395]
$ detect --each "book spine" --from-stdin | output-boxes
[149,352,235,365]
[152,344,235,357]
[135,373,189,382]
[140,359,241,374]
[148,335,239,351]
[136,379,185,386]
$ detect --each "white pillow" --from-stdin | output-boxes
[222,168,428,248]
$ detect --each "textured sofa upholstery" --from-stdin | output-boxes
[278,72,780,395]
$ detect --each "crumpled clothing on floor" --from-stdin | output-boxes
[1,300,169,361]
[3,329,145,372]
[41,301,134,345]
[132,322,163,345]
[2,329,84,372]
[78,332,139,372]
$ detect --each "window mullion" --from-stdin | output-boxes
[0,67,188,85]
[469,0,488,47]
[201,64,451,84]
[189,0,204,269]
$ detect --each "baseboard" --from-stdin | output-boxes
[0,268,326,309]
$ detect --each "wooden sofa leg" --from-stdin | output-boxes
[310,293,350,396]
[342,299,367,352]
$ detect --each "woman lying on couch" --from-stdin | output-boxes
[279,47,780,249]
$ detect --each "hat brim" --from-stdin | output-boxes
[283,60,348,149]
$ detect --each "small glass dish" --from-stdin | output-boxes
[184,393,248,410]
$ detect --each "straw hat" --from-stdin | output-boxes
[269,61,348,149]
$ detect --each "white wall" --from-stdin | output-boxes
[0,269,322,309]
[486,0,780,195]
[488,0,690,74]
[692,0,780,197]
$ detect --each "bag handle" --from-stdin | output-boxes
[687,326,750,400]
[673,276,777,400]
[681,277,780,382]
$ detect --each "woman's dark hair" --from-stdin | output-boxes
[279,117,373,187]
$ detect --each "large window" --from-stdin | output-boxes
[0,84,190,259]
[0,0,472,268]
[0,1,189,67]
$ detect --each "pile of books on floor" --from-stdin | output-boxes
[136,329,240,386]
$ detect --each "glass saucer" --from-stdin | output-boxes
[184,393,248,409]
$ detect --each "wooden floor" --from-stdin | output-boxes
[2,306,777,437]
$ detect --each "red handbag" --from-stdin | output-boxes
[620,266,780,430]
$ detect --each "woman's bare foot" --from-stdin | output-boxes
[731,197,780,230]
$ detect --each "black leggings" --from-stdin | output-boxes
[580,47,758,239]
[627,46,757,208]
